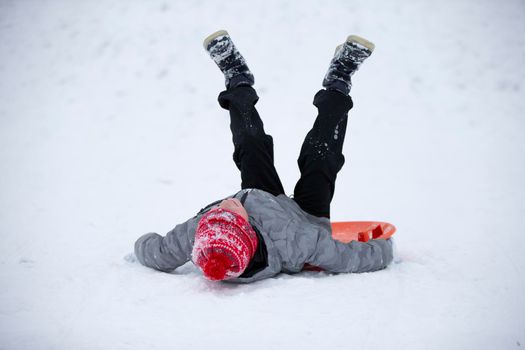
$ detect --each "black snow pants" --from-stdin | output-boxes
[218,86,353,219]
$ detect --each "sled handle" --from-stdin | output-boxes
[331,221,396,243]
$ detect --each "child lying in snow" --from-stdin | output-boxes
[134,30,393,283]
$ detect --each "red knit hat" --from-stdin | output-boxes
[192,208,258,281]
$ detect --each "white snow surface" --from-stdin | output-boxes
[1,0,524,349]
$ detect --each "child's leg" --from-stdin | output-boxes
[218,86,285,196]
[293,90,353,218]
[204,30,284,196]
[293,34,374,218]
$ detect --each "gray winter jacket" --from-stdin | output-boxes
[134,188,393,283]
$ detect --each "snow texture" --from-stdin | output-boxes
[1,0,524,349]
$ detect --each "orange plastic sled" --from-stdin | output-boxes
[331,221,396,243]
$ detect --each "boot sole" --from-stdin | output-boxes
[346,35,375,52]
[333,35,375,56]
[203,29,229,50]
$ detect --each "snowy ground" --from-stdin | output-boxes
[1,0,524,349]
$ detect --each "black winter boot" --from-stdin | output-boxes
[203,30,255,89]
[322,35,375,95]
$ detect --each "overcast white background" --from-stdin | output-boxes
[1,0,524,349]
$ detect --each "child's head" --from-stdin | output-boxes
[191,199,257,281]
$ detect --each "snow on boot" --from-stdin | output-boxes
[203,30,254,89]
[323,35,375,95]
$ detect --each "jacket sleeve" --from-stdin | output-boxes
[309,228,394,273]
[134,216,199,272]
